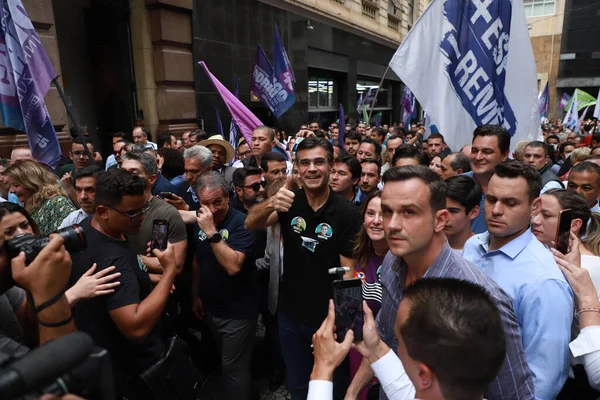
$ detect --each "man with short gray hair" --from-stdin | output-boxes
[168,145,212,211]
[191,171,257,400]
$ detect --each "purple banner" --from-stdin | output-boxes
[251,45,295,119]
[338,103,346,148]
[402,86,415,129]
[0,0,60,168]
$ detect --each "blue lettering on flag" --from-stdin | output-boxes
[439,0,517,135]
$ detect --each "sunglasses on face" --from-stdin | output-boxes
[240,181,266,192]
[105,202,151,221]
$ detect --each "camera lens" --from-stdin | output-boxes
[56,225,87,254]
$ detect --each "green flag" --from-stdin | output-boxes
[363,105,369,124]
[566,89,597,111]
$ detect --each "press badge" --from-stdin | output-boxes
[300,236,318,252]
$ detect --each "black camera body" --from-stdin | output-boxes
[5,225,87,264]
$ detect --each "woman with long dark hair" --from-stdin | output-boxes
[349,190,388,399]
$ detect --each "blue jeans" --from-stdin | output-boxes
[278,312,349,400]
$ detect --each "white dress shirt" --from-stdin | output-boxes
[570,325,600,391]
[307,350,416,400]
[58,209,89,229]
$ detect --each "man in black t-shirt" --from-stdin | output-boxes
[70,169,178,392]
[191,171,257,400]
[246,137,361,400]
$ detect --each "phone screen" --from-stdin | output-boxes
[160,192,174,199]
[333,279,363,342]
[152,219,168,251]
[555,209,572,255]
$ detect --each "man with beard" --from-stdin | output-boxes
[246,137,361,399]
[231,167,265,213]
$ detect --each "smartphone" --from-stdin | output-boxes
[555,209,573,255]
[152,219,168,251]
[332,278,363,342]
[159,192,175,200]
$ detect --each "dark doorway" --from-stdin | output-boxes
[54,0,136,157]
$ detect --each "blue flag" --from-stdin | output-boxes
[214,107,224,135]
[0,0,61,168]
[338,104,346,148]
[273,24,295,83]
[251,44,295,118]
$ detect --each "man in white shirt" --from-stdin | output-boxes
[59,165,101,228]
[308,278,507,400]
[132,126,157,150]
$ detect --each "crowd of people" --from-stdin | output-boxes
[1,117,600,400]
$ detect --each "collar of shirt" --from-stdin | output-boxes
[296,188,336,217]
[187,185,199,203]
[388,240,454,278]
[592,201,600,213]
[474,228,533,259]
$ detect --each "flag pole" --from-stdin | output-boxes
[52,77,94,161]
[368,65,391,124]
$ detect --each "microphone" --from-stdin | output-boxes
[0,331,93,399]
[328,267,350,275]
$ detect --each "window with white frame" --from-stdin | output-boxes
[524,0,555,17]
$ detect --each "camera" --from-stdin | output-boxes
[5,225,87,265]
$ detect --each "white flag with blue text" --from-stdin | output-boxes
[389,0,540,152]
[563,96,578,130]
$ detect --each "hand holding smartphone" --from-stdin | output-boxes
[555,209,573,255]
[152,219,168,252]
[332,278,363,342]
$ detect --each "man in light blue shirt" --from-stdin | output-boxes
[463,160,574,400]
[462,125,511,234]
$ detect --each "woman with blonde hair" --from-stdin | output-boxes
[5,160,75,235]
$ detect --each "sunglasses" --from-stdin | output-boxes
[105,202,151,221]
[240,181,266,192]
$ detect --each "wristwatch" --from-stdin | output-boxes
[207,232,222,243]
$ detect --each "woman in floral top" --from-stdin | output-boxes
[5,160,75,235]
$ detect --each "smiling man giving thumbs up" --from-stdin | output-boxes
[246,137,362,400]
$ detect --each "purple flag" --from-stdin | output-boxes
[538,82,549,121]
[252,45,295,118]
[273,23,295,83]
[338,104,346,149]
[0,0,60,168]
[214,107,224,135]
[559,93,571,110]
[199,61,262,147]
[401,86,415,129]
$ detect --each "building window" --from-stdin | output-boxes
[308,78,337,110]
[524,0,555,17]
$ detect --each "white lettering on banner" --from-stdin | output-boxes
[253,66,289,107]
[470,0,493,24]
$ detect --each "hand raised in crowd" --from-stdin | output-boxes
[353,301,389,363]
[271,181,295,213]
[163,193,189,211]
[192,296,205,320]
[65,264,121,306]
[60,172,74,190]
[196,205,217,236]
[152,241,177,274]
[311,300,354,381]
[11,235,72,304]
[554,233,599,310]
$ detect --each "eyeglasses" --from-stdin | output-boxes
[105,202,151,221]
[238,150,252,158]
[298,158,327,168]
[240,181,266,192]
[72,151,89,158]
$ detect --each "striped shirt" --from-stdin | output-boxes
[376,242,535,400]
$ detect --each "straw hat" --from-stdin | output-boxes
[199,135,235,163]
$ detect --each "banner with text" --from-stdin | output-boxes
[389,0,540,151]
[251,45,295,118]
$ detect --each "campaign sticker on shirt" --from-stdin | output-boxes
[198,229,207,241]
[316,223,333,240]
[137,255,148,273]
[219,229,229,241]
[300,236,318,252]
[291,217,306,233]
